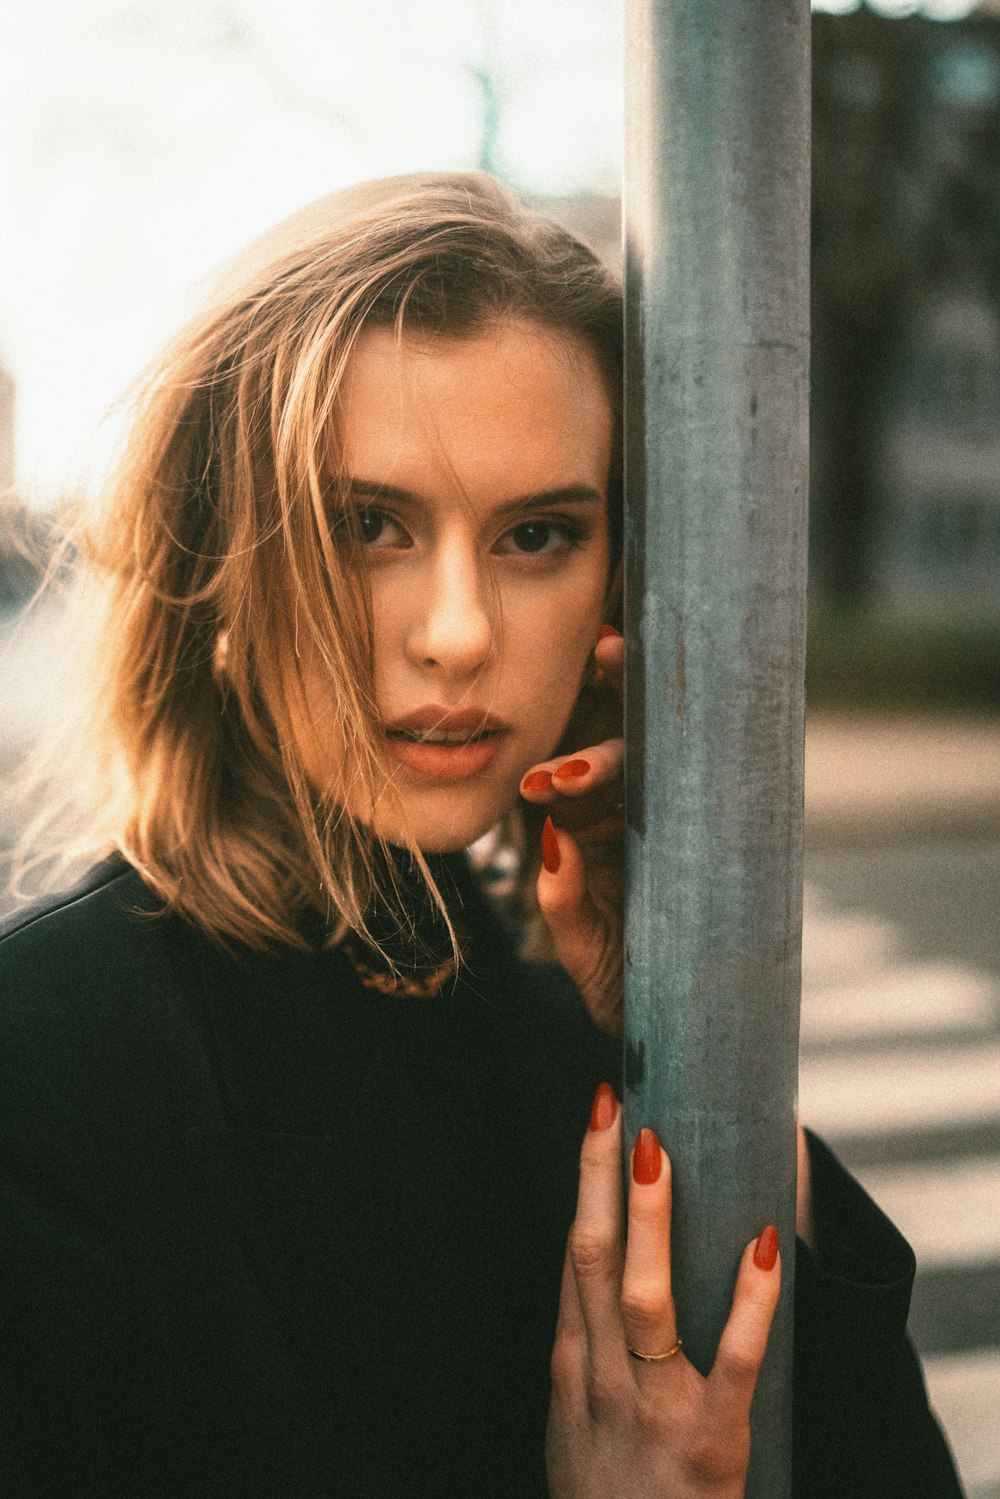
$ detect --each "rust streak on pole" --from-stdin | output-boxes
[623,2,810,1493]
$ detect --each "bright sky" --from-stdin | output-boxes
[0,0,622,500]
[0,0,984,500]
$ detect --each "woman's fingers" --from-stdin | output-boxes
[594,627,624,697]
[548,1094,780,1499]
[538,819,596,919]
[525,640,625,1032]
[520,737,623,805]
[620,1129,680,1366]
[551,1233,588,1405]
[520,631,624,804]
[565,1086,629,1381]
[537,821,621,1033]
[704,1228,782,1438]
[550,739,623,800]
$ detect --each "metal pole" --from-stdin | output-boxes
[622,3,810,1495]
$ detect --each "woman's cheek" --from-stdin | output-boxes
[542,653,596,753]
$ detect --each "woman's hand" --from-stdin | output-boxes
[521,626,625,1036]
[547,1085,781,1499]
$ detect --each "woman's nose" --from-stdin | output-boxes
[406,539,494,677]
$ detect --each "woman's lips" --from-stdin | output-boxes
[383,705,511,783]
[385,732,507,782]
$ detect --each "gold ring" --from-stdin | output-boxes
[627,1338,683,1363]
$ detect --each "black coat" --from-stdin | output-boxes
[0,858,962,1497]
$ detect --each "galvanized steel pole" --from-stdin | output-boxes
[622,3,810,1495]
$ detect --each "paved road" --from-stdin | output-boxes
[802,842,1000,1499]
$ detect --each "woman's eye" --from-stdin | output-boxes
[497,520,583,558]
[334,507,408,550]
[357,508,389,544]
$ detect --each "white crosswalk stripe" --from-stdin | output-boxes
[920,1351,1000,1499]
[801,962,999,1043]
[855,1156,1000,1268]
[800,1041,1000,1136]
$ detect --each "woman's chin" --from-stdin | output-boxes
[361,775,519,855]
[412,823,491,855]
[376,808,503,856]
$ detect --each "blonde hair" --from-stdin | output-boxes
[17,172,622,954]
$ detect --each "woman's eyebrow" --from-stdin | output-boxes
[493,486,605,518]
[344,478,604,513]
[344,479,416,505]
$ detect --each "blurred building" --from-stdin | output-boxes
[875,288,1000,609]
[812,10,1000,624]
[545,12,1000,625]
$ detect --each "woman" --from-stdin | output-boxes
[0,173,960,1498]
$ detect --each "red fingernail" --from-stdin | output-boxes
[632,1127,662,1185]
[553,758,590,780]
[589,1082,617,1131]
[597,625,622,641]
[754,1224,779,1272]
[541,815,560,874]
[522,770,553,792]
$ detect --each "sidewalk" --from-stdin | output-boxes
[805,712,1000,842]
[803,711,1000,1499]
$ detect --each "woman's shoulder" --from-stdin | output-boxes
[0,857,190,1091]
[0,855,167,991]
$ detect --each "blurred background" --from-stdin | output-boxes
[1,1,998,1491]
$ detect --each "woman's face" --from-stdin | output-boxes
[310,317,613,851]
